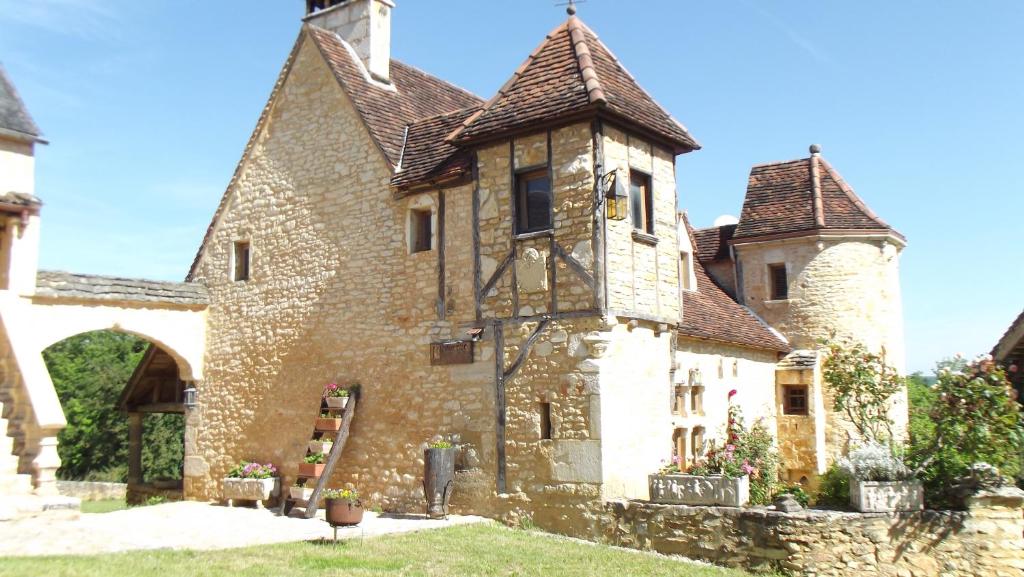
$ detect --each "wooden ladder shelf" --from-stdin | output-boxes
[278,391,358,519]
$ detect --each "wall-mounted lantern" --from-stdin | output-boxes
[184,386,198,409]
[603,169,629,221]
[688,367,702,387]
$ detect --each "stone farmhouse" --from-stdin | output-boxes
[0,1,908,530]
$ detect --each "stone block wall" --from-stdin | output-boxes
[603,489,1024,576]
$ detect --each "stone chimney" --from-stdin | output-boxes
[304,0,393,83]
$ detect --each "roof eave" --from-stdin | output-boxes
[0,126,46,145]
[730,228,906,248]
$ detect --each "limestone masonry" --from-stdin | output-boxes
[2,1,1020,574]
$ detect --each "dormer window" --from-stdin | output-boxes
[515,169,552,234]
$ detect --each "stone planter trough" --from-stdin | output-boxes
[223,477,279,507]
[325,396,349,410]
[309,440,334,454]
[289,485,314,501]
[850,480,923,512]
[649,474,750,507]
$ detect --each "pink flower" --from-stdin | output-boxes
[726,444,736,452]
[728,389,737,398]
[742,463,754,475]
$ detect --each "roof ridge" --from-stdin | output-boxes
[574,19,699,148]
[810,154,825,228]
[447,20,572,144]
[750,158,807,169]
[566,16,606,105]
[817,156,890,228]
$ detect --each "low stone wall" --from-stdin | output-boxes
[57,481,127,501]
[602,488,1024,577]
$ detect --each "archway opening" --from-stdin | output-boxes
[42,330,188,505]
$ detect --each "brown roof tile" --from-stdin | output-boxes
[679,218,790,352]
[693,224,735,263]
[450,17,698,153]
[308,26,483,167]
[733,153,902,242]
[391,106,479,191]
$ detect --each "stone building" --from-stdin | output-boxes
[0,1,908,531]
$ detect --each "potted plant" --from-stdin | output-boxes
[289,481,314,502]
[649,447,750,507]
[315,411,343,432]
[323,383,350,409]
[423,438,456,519]
[299,452,326,477]
[838,443,922,512]
[323,488,363,526]
[309,436,334,454]
[222,461,279,506]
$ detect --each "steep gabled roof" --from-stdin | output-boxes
[679,217,790,352]
[307,25,483,168]
[391,106,479,192]
[449,16,698,153]
[733,151,903,242]
[693,224,736,263]
[994,309,1024,362]
[0,64,43,142]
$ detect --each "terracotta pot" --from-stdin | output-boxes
[325,396,349,409]
[315,417,343,431]
[325,499,364,526]
[298,463,326,478]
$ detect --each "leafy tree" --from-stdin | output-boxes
[43,331,183,481]
[821,338,903,445]
[906,372,936,450]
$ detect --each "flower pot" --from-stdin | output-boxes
[223,477,279,502]
[648,474,750,507]
[299,463,326,478]
[289,486,314,501]
[423,447,456,519]
[309,440,334,454]
[325,499,364,526]
[315,417,343,431]
[325,396,349,409]
[850,480,923,512]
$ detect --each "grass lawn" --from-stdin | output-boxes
[80,499,129,514]
[0,523,756,577]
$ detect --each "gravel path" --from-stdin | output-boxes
[0,501,486,557]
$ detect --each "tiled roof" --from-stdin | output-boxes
[993,309,1024,361]
[36,271,208,306]
[733,152,902,242]
[693,224,735,263]
[0,192,41,209]
[0,64,42,141]
[450,17,698,153]
[392,106,479,191]
[679,219,790,352]
[307,25,483,168]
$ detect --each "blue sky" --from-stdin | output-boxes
[0,0,1020,373]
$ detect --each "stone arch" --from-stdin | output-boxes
[40,324,196,383]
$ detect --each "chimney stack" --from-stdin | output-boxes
[305,0,393,83]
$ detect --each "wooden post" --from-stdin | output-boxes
[128,412,143,485]
[591,120,607,313]
[494,322,506,494]
[472,153,483,321]
[437,188,446,320]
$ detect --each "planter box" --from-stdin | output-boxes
[850,480,923,512]
[309,440,334,454]
[649,474,750,507]
[289,486,314,501]
[315,417,343,431]
[299,463,326,478]
[223,477,279,503]
[325,396,349,409]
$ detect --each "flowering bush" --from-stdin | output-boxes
[323,488,359,504]
[822,338,903,445]
[908,354,1024,507]
[227,461,278,479]
[837,443,911,482]
[686,397,781,504]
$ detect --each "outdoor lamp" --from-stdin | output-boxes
[184,386,198,409]
[604,169,628,221]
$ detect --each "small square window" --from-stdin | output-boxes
[630,170,653,234]
[783,385,809,416]
[768,263,788,300]
[232,241,250,282]
[411,209,432,253]
[515,169,552,234]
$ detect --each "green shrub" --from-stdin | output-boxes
[815,464,850,508]
[779,485,810,507]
